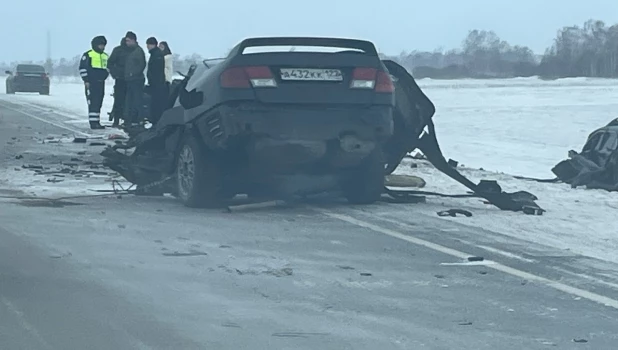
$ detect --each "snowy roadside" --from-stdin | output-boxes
[392,158,618,265]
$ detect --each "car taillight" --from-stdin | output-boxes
[350,68,394,93]
[42,73,49,79]
[350,68,376,89]
[375,71,394,93]
[220,66,277,88]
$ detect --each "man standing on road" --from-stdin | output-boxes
[123,31,147,129]
[145,37,167,126]
[107,37,130,128]
[78,35,109,130]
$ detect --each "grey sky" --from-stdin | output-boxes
[2,0,618,62]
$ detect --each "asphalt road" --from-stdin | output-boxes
[1,100,618,350]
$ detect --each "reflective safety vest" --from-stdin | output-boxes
[87,50,108,69]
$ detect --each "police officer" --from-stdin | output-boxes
[79,35,109,129]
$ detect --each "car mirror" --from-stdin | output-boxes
[4,70,12,75]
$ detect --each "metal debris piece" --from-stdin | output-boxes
[437,209,473,217]
[162,251,208,257]
[22,164,43,170]
[225,200,288,213]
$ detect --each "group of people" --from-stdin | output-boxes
[78,31,173,130]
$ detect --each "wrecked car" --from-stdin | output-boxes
[102,36,543,213]
[552,118,618,191]
[104,37,412,207]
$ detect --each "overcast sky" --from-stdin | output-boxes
[2,0,618,62]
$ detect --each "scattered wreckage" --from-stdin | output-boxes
[101,36,543,214]
[552,118,618,191]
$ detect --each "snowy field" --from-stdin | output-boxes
[1,75,617,265]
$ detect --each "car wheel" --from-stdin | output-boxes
[39,87,50,95]
[175,133,225,208]
[340,148,385,205]
[6,83,14,94]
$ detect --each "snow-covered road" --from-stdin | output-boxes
[1,76,618,349]
[1,76,616,264]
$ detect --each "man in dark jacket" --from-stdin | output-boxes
[78,35,109,130]
[123,31,147,128]
[145,37,168,125]
[106,37,130,127]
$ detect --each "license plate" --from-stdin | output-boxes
[279,68,343,81]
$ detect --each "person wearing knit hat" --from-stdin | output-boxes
[78,35,109,129]
[122,30,147,129]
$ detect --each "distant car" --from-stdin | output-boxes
[5,64,50,95]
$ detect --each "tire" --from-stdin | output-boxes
[39,87,50,95]
[340,148,385,205]
[175,133,225,208]
[6,83,14,94]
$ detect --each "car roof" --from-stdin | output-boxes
[16,64,45,71]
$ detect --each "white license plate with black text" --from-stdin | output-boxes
[279,68,343,81]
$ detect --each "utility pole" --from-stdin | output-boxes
[45,29,53,75]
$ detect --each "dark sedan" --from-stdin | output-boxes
[5,64,50,95]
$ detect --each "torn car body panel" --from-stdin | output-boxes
[552,118,618,191]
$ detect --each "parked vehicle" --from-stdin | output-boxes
[5,64,50,95]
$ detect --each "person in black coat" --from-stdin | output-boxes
[106,37,130,127]
[123,31,147,128]
[145,37,168,125]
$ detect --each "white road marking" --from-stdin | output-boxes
[0,100,89,137]
[551,266,618,290]
[474,244,538,264]
[18,101,83,121]
[1,296,52,349]
[321,210,618,311]
[440,261,496,266]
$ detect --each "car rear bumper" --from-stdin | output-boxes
[196,103,394,170]
[12,80,49,92]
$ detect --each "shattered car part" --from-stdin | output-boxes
[552,118,618,191]
[101,37,543,213]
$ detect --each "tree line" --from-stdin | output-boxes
[384,19,618,79]
[2,19,618,80]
